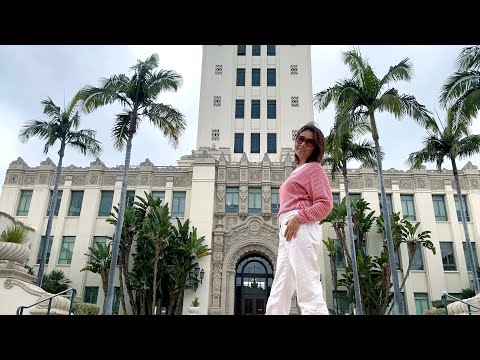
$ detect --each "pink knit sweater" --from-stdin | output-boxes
[278,162,333,223]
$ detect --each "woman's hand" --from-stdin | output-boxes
[284,215,302,241]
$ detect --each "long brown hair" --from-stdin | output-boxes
[294,123,325,164]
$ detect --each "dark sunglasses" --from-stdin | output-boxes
[296,135,315,148]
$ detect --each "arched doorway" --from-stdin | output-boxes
[234,255,273,315]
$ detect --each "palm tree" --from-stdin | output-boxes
[41,269,71,294]
[314,47,433,314]
[407,112,480,294]
[323,117,376,315]
[19,97,102,287]
[440,46,480,123]
[81,241,112,297]
[75,53,186,315]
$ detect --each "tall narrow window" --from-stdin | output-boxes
[98,191,114,216]
[16,190,33,216]
[237,45,246,56]
[251,100,260,119]
[68,191,84,216]
[267,133,276,154]
[236,68,245,86]
[267,100,276,119]
[235,100,245,119]
[251,133,260,153]
[172,192,186,218]
[267,69,276,86]
[267,45,276,56]
[234,133,244,153]
[252,69,260,86]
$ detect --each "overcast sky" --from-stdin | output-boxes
[1,45,478,193]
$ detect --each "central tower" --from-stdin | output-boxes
[195,45,314,162]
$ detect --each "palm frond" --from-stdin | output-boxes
[67,129,102,156]
[457,134,480,159]
[455,46,480,71]
[19,120,52,144]
[76,74,131,113]
[313,86,339,110]
[398,94,433,127]
[41,97,61,119]
[144,103,186,148]
[131,53,159,73]
[146,69,183,99]
[111,113,132,151]
[440,71,480,107]
[379,58,413,87]
[342,48,368,87]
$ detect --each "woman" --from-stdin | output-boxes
[265,123,333,315]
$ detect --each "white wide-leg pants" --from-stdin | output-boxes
[265,210,329,315]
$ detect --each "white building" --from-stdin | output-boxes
[1,45,479,315]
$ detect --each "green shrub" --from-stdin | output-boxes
[423,308,445,315]
[74,302,100,315]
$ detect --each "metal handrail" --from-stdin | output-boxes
[16,288,77,315]
[441,292,480,315]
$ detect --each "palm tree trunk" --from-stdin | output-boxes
[37,141,65,287]
[343,164,363,315]
[122,254,136,314]
[118,261,127,315]
[104,132,133,315]
[370,112,405,315]
[387,243,416,315]
[333,225,352,268]
[152,242,160,314]
[101,270,108,296]
[452,158,480,294]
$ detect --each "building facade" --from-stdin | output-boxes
[1,45,479,315]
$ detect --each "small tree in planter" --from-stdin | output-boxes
[0,224,30,264]
[189,297,200,315]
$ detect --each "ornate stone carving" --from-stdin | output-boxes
[271,172,284,182]
[72,174,87,186]
[218,169,225,180]
[462,161,478,170]
[384,178,392,188]
[238,211,248,220]
[6,173,20,184]
[431,178,444,190]
[41,157,56,166]
[451,179,466,190]
[328,177,339,188]
[140,174,150,186]
[9,157,29,168]
[216,185,226,201]
[227,171,239,181]
[415,178,428,189]
[102,175,117,186]
[127,175,137,186]
[173,175,189,186]
[153,176,167,186]
[364,177,376,188]
[240,153,248,163]
[241,170,247,181]
[90,158,105,167]
[88,173,99,185]
[470,178,480,189]
[349,177,362,189]
[249,171,261,181]
[4,278,13,289]
[22,175,35,185]
[399,179,413,190]
[262,185,271,203]
[140,158,154,167]
[239,186,248,201]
